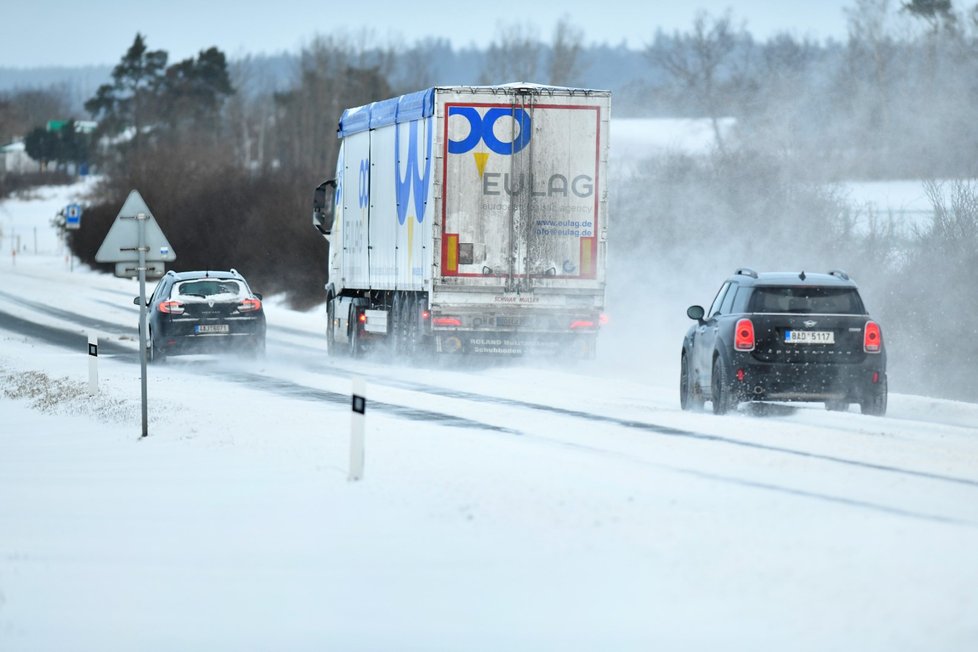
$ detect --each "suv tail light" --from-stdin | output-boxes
[734,318,755,351]
[159,300,184,315]
[238,297,262,313]
[864,321,882,353]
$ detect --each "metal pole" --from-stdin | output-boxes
[137,213,149,438]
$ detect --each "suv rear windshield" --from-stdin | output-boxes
[749,286,866,315]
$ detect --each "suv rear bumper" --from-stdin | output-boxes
[727,352,885,403]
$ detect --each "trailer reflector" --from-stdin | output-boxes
[445,233,459,275]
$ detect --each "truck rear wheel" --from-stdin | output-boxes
[349,302,363,358]
[325,298,336,357]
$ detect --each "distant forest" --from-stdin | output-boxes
[2,0,978,400]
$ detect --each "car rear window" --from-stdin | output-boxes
[173,279,246,300]
[749,286,865,315]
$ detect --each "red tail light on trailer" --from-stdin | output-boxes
[734,318,755,351]
[433,316,461,327]
[569,320,596,330]
[864,321,882,353]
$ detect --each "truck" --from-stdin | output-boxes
[312,83,610,358]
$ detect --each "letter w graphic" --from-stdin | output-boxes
[395,119,432,225]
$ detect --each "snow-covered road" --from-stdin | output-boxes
[2,183,977,650]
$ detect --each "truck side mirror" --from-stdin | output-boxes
[313,179,337,236]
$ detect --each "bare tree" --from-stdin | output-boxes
[0,88,72,144]
[646,10,751,155]
[480,22,542,84]
[548,15,586,86]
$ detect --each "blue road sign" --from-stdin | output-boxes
[65,203,82,229]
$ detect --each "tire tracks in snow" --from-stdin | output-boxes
[2,301,976,528]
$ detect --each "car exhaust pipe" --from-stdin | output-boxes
[753,385,764,395]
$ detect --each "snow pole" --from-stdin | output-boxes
[87,333,98,395]
[349,376,366,481]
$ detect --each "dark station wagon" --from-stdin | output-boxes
[139,269,266,362]
[681,269,887,415]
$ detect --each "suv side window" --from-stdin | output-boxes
[707,282,731,319]
[720,282,738,315]
[732,286,751,314]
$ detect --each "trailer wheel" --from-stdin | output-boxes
[392,292,406,355]
[325,298,336,357]
[349,302,363,358]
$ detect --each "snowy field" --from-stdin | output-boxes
[2,180,978,651]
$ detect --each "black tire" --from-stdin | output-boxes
[147,329,165,364]
[860,377,887,416]
[349,302,362,358]
[825,400,849,412]
[392,292,406,356]
[680,352,704,411]
[325,298,336,357]
[711,355,733,415]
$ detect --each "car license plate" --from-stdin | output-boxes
[785,330,834,344]
[195,324,229,334]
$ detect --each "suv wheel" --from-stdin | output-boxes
[680,352,704,411]
[860,377,887,416]
[711,356,733,415]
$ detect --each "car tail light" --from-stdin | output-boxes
[734,318,755,351]
[736,368,746,382]
[864,321,882,353]
[422,310,431,321]
[238,297,262,313]
[599,313,610,325]
[159,300,184,315]
[358,311,367,324]
[570,320,596,329]
[433,316,461,327]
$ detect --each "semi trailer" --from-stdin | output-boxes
[312,83,610,358]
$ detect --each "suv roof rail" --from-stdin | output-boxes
[735,267,758,278]
[828,269,850,281]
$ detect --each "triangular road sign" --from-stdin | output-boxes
[95,190,176,263]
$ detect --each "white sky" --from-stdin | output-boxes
[3,0,855,68]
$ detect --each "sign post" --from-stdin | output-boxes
[95,190,175,438]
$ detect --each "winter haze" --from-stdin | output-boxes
[3,0,978,649]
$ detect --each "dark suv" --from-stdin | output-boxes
[140,269,266,361]
[681,269,887,416]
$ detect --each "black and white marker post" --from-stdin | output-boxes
[349,376,366,482]
[87,333,98,395]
